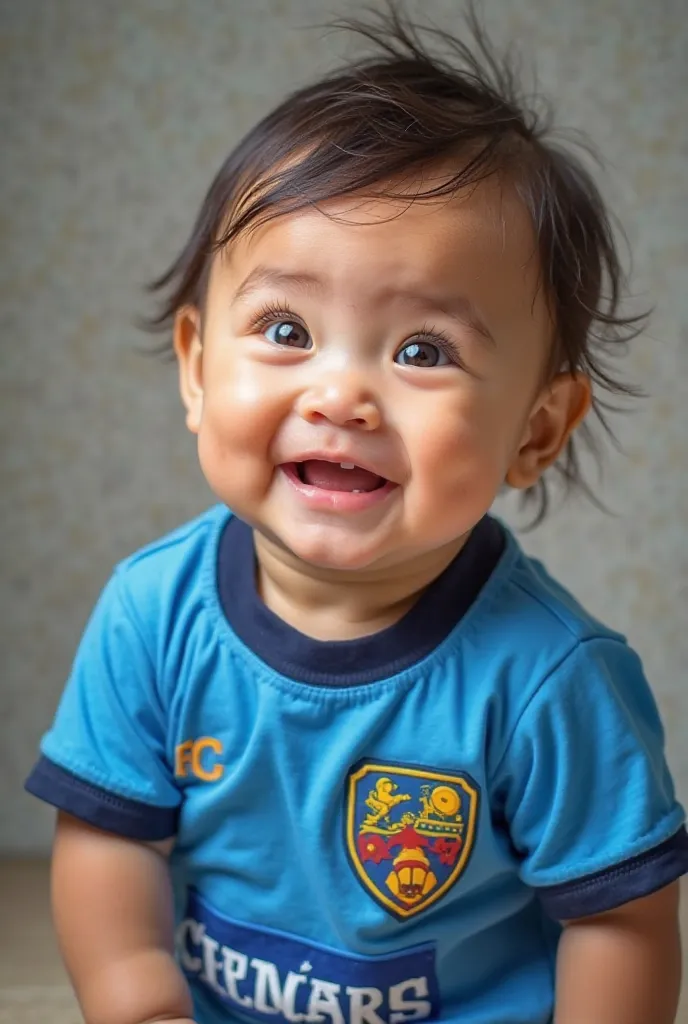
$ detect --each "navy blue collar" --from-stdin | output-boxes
[217,516,505,687]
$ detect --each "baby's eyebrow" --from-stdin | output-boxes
[232,266,324,304]
[232,264,495,346]
[409,293,495,346]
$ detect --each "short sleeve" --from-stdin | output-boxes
[494,636,688,919]
[25,571,180,840]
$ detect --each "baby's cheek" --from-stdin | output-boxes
[455,396,523,462]
[204,378,269,443]
[197,429,268,514]
[412,412,508,512]
[195,397,270,498]
[422,411,493,471]
[225,371,269,415]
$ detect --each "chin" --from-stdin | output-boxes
[295,547,384,573]
[283,534,387,573]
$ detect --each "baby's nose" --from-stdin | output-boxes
[296,379,382,431]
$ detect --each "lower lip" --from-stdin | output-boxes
[280,464,397,512]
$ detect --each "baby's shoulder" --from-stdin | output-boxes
[468,531,656,781]
[467,526,634,714]
[111,504,229,628]
[474,519,624,649]
[497,537,624,645]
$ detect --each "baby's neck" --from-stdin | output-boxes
[253,531,470,642]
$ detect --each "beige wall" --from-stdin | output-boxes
[1,0,686,853]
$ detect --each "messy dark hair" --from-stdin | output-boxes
[146,3,647,523]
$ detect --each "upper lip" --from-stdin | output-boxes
[280,451,392,482]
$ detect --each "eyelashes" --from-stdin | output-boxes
[248,300,305,333]
[246,301,466,367]
[415,322,465,365]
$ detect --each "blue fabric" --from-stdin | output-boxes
[25,505,688,1024]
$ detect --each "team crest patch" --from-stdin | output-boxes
[346,761,479,919]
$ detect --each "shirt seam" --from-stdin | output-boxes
[510,574,608,641]
[533,819,687,893]
[39,747,179,808]
[489,634,632,785]
[120,507,217,570]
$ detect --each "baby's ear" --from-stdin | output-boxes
[506,373,592,490]
[173,306,204,434]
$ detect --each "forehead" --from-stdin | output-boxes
[213,175,550,342]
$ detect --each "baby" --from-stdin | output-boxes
[26,8,687,1024]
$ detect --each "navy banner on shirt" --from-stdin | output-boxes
[179,889,441,1024]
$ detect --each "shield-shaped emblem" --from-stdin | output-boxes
[346,761,479,919]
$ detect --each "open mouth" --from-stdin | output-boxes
[287,459,388,493]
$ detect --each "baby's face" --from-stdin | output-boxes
[177,177,559,572]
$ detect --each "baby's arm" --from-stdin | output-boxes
[554,882,681,1024]
[52,812,195,1024]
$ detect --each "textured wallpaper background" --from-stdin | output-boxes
[1,0,686,854]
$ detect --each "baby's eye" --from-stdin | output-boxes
[263,320,312,349]
[395,340,453,368]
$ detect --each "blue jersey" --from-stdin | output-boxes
[26,506,688,1024]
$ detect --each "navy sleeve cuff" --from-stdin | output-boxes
[539,826,688,920]
[25,755,180,841]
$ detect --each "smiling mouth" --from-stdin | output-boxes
[288,459,388,493]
